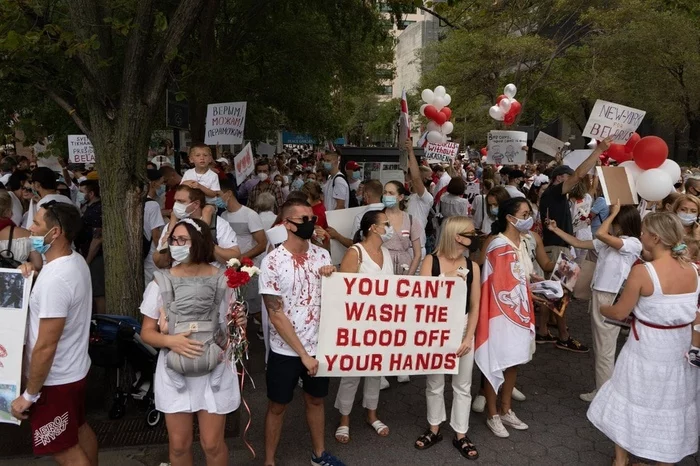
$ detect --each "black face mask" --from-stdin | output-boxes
[289,219,315,240]
[424,179,432,188]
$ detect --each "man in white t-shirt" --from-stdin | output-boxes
[504,169,526,199]
[23,167,77,228]
[154,185,240,269]
[0,156,16,186]
[405,142,434,257]
[434,165,451,195]
[12,201,97,464]
[322,152,349,211]
[219,179,267,315]
[259,199,344,466]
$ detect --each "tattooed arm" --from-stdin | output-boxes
[263,294,319,374]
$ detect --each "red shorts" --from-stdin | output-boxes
[30,376,87,455]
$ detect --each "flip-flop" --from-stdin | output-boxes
[335,425,350,444]
[369,420,389,437]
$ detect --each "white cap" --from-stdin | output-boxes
[216,157,229,165]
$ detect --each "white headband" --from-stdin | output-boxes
[177,218,202,233]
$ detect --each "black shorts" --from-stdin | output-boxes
[266,351,330,404]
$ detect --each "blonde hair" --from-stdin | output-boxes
[188,144,212,158]
[643,212,690,263]
[434,216,474,258]
[671,194,700,214]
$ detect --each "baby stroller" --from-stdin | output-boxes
[88,314,162,427]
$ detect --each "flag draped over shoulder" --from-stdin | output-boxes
[475,234,535,392]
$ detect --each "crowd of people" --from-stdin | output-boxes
[1,137,700,466]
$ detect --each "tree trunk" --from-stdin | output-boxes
[689,117,700,165]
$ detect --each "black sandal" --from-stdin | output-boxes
[414,429,442,450]
[453,436,479,460]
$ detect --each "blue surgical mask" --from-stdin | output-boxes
[379,225,394,242]
[323,162,333,171]
[291,178,304,190]
[156,185,166,198]
[76,191,87,205]
[214,197,227,210]
[30,228,56,255]
[382,195,397,208]
[490,206,499,216]
[352,171,361,180]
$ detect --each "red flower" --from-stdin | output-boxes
[225,269,251,289]
[240,257,254,267]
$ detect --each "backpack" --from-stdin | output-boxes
[153,269,228,376]
[333,173,359,208]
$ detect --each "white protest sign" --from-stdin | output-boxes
[0,269,33,425]
[37,156,63,172]
[563,150,596,175]
[316,273,467,377]
[67,135,95,164]
[532,132,565,157]
[204,102,247,145]
[582,100,645,144]
[425,142,460,164]
[486,131,527,165]
[233,142,254,185]
[326,206,368,264]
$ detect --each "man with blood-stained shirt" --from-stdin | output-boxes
[258,199,346,466]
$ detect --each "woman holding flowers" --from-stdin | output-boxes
[140,218,248,466]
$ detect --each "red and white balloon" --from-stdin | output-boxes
[615,133,676,202]
[420,86,453,144]
[489,83,522,125]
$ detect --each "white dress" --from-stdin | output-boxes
[587,262,699,463]
[140,282,241,414]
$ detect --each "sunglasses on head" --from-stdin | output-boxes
[458,231,477,238]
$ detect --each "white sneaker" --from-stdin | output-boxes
[500,410,528,430]
[511,387,526,401]
[486,415,509,438]
[397,375,410,383]
[471,395,486,413]
[380,376,390,390]
[579,390,597,402]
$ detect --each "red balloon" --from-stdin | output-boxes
[503,113,515,125]
[424,105,439,121]
[433,111,447,126]
[625,132,641,152]
[508,100,522,117]
[633,136,668,170]
[480,147,488,156]
[496,94,508,105]
[440,107,452,120]
[606,143,628,161]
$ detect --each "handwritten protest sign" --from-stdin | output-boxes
[582,100,646,144]
[533,132,565,157]
[0,269,33,424]
[204,102,247,145]
[67,135,95,164]
[425,142,460,164]
[486,131,527,165]
[316,273,467,377]
[233,143,254,185]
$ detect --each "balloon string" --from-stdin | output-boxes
[237,362,255,458]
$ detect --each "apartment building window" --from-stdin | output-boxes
[380,85,393,95]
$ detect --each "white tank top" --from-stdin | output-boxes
[353,243,394,275]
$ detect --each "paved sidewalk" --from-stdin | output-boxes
[2,299,699,465]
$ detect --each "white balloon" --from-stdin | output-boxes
[442,121,454,135]
[420,103,428,116]
[421,89,434,104]
[489,105,504,121]
[619,160,643,180]
[498,98,512,112]
[427,131,443,144]
[504,83,517,99]
[427,121,440,132]
[587,138,598,148]
[434,85,446,97]
[441,134,449,144]
[636,169,674,202]
[432,95,446,111]
[443,94,452,106]
[659,159,681,184]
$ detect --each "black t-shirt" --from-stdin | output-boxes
[539,182,572,247]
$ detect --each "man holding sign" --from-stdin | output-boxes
[259,199,346,466]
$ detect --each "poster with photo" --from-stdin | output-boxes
[550,253,581,292]
[0,268,33,425]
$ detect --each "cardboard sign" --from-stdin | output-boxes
[326,206,368,264]
[597,166,638,205]
[67,135,95,164]
[233,142,254,185]
[316,273,467,377]
[582,100,646,144]
[533,132,565,157]
[204,102,247,145]
[0,269,33,425]
[486,131,527,165]
[425,142,460,164]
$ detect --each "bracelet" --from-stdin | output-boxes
[22,390,41,403]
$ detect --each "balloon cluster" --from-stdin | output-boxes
[615,134,678,202]
[420,86,453,144]
[488,84,522,125]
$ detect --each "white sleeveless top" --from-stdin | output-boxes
[353,243,394,275]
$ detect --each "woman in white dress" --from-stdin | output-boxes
[334,209,393,444]
[140,218,246,466]
[0,191,42,268]
[588,212,700,466]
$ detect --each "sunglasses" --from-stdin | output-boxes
[286,215,318,224]
[458,231,478,238]
[22,187,33,192]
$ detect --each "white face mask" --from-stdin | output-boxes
[510,216,534,232]
[275,180,283,187]
[170,244,191,263]
[173,201,193,219]
[258,172,269,182]
[378,225,394,242]
[678,212,697,226]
